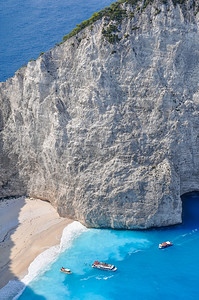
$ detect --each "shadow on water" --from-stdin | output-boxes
[181,191,199,227]
[154,191,199,233]
[0,197,45,300]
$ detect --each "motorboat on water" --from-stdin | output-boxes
[92,261,117,271]
[159,241,173,249]
[60,267,72,274]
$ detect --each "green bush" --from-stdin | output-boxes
[142,0,154,10]
[102,24,120,43]
[129,12,134,18]
[132,26,139,30]
[154,8,161,15]
[60,0,163,44]
[61,0,130,43]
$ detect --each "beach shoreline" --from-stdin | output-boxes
[0,196,72,289]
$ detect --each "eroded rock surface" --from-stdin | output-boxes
[1,0,199,228]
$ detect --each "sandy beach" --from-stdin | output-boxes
[0,196,72,289]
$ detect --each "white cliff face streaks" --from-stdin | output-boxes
[1,0,199,229]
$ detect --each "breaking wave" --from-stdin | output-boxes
[0,221,87,300]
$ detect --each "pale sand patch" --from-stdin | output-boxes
[0,197,72,289]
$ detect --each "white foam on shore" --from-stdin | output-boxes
[0,221,88,300]
[22,221,88,286]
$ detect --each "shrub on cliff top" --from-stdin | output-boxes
[61,0,189,43]
[62,0,133,42]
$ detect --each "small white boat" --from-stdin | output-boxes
[92,261,117,271]
[159,241,173,249]
[60,267,72,274]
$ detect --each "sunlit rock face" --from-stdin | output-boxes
[1,0,199,229]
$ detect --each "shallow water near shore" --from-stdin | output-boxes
[17,192,199,300]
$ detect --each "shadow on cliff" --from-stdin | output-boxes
[0,197,45,300]
[0,105,41,298]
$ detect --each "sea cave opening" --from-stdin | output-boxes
[181,191,199,226]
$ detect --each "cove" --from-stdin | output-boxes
[18,192,199,300]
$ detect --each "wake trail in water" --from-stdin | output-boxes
[172,228,199,245]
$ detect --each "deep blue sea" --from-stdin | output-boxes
[0,0,113,82]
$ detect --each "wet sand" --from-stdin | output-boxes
[0,197,72,289]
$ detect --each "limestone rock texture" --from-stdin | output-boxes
[1,0,199,229]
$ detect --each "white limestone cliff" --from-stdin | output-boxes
[1,0,199,229]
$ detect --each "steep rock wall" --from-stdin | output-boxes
[1,0,199,228]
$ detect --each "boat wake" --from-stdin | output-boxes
[172,228,199,245]
[96,275,114,280]
[128,249,143,256]
[80,275,97,281]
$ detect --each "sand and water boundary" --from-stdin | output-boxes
[0,196,72,290]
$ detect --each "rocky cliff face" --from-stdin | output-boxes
[1,0,199,229]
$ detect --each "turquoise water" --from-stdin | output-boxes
[18,193,199,300]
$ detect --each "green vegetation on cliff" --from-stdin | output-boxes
[62,0,139,43]
[60,0,199,44]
